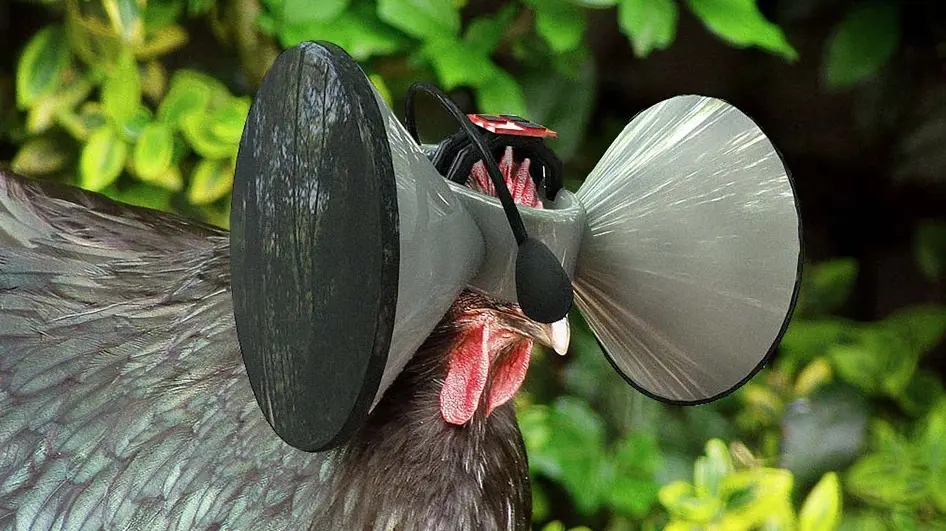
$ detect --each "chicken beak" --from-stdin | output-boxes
[543,317,570,356]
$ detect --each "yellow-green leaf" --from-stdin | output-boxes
[80,126,128,191]
[188,159,234,205]
[133,122,174,181]
[12,136,72,175]
[149,164,184,192]
[101,52,142,124]
[799,472,842,531]
[26,95,61,134]
[209,98,250,146]
[719,468,793,528]
[16,26,72,109]
[102,0,144,44]
[181,112,236,159]
[846,453,928,506]
[795,357,834,396]
[59,102,110,141]
[694,439,733,496]
[658,481,721,523]
[120,106,154,142]
[157,71,213,128]
[135,24,189,60]
[141,60,168,101]
[23,70,91,134]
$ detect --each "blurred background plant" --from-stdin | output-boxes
[2,0,946,529]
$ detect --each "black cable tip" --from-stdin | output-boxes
[515,238,574,323]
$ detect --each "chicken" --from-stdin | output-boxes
[0,144,564,530]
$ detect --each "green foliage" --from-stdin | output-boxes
[658,439,840,530]
[618,0,677,58]
[10,0,239,225]
[684,0,797,60]
[822,1,901,90]
[520,397,662,518]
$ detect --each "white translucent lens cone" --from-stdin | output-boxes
[574,95,802,403]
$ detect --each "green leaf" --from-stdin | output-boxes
[618,0,678,57]
[283,0,349,23]
[684,0,798,60]
[799,472,842,531]
[718,468,793,528]
[103,0,144,43]
[881,305,946,357]
[796,258,858,317]
[423,38,497,91]
[12,136,72,176]
[120,106,154,143]
[518,398,610,514]
[464,9,514,56]
[377,0,460,40]
[567,0,617,6]
[181,112,237,159]
[25,75,94,136]
[607,475,659,518]
[794,357,834,396]
[694,439,732,496]
[827,326,915,395]
[80,126,129,191]
[847,453,928,506]
[134,122,174,181]
[531,482,550,522]
[105,182,174,211]
[839,512,888,531]
[822,2,900,90]
[152,165,184,192]
[188,159,234,205]
[144,0,186,31]
[475,69,528,117]
[915,221,946,281]
[135,25,189,59]
[277,7,403,60]
[890,508,918,531]
[899,370,945,417]
[922,402,946,511]
[529,0,587,53]
[157,71,214,128]
[614,432,661,476]
[16,26,72,109]
[59,102,110,141]
[779,318,855,373]
[210,98,251,146]
[659,481,722,523]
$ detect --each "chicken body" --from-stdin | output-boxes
[0,168,533,530]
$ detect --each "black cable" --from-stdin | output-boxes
[405,83,528,245]
[404,82,574,323]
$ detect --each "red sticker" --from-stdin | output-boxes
[468,114,558,138]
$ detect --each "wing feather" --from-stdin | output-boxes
[0,171,325,530]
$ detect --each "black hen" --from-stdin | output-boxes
[0,156,562,530]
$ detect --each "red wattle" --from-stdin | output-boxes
[440,325,490,425]
[486,340,533,416]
